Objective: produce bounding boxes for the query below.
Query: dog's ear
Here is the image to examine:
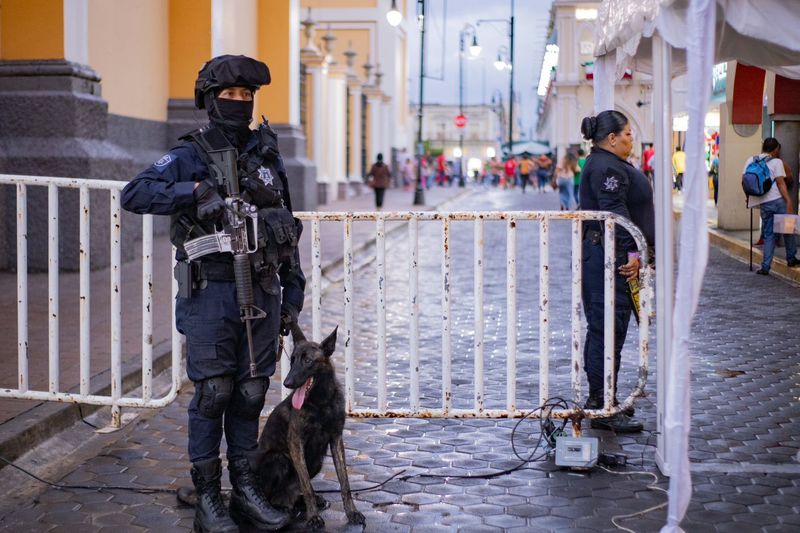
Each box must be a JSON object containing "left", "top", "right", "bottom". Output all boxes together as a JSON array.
[
  {"left": 321, "top": 326, "right": 338, "bottom": 357},
  {"left": 290, "top": 322, "right": 306, "bottom": 344}
]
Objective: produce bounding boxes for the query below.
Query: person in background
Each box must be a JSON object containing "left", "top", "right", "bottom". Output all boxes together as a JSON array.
[
  {"left": 503, "top": 155, "right": 517, "bottom": 189},
  {"left": 672, "top": 145, "right": 686, "bottom": 191},
  {"left": 642, "top": 143, "right": 655, "bottom": 186},
  {"left": 579, "top": 109, "right": 654, "bottom": 433},
  {"left": 518, "top": 152, "right": 534, "bottom": 194},
  {"left": 402, "top": 157, "right": 415, "bottom": 191},
  {"left": 574, "top": 148, "right": 586, "bottom": 207},
  {"left": 555, "top": 152, "right": 579, "bottom": 210},
  {"left": 536, "top": 154, "right": 553, "bottom": 192},
  {"left": 709, "top": 153, "right": 719, "bottom": 205},
  {"left": 744, "top": 137, "right": 799, "bottom": 275},
  {"left": 367, "top": 153, "right": 393, "bottom": 210}
]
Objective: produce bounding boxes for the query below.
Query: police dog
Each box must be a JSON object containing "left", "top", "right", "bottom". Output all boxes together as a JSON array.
[{"left": 254, "top": 324, "right": 365, "bottom": 530}]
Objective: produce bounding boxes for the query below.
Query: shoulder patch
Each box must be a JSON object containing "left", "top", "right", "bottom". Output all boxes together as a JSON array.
[
  {"left": 601, "top": 174, "right": 620, "bottom": 193},
  {"left": 154, "top": 154, "right": 173, "bottom": 169}
]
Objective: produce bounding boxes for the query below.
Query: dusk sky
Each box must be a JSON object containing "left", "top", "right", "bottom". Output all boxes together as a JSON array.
[{"left": 405, "top": 0, "right": 554, "bottom": 139}]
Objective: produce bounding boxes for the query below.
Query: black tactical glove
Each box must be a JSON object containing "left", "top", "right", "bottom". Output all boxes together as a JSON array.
[
  {"left": 280, "top": 305, "right": 299, "bottom": 337},
  {"left": 241, "top": 176, "right": 281, "bottom": 208},
  {"left": 193, "top": 179, "right": 225, "bottom": 220}
]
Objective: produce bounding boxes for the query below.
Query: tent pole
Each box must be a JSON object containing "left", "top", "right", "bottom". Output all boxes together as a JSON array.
[{"left": 652, "top": 32, "right": 675, "bottom": 477}]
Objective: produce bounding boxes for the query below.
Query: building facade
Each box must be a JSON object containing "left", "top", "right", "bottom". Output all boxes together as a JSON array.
[
  {"left": 411, "top": 103, "right": 505, "bottom": 176},
  {"left": 0, "top": 0, "right": 409, "bottom": 271},
  {"left": 298, "top": 0, "right": 411, "bottom": 202},
  {"left": 536, "top": 0, "right": 654, "bottom": 160}
]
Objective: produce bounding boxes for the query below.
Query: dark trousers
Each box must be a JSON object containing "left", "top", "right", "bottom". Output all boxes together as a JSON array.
[
  {"left": 176, "top": 279, "right": 280, "bottom": 462},
  {"left": 581, "top": 240, "right": 632, "bottom": 397},
  {"left": 374, "top": 187, "right": 386, "bottom": 208}
]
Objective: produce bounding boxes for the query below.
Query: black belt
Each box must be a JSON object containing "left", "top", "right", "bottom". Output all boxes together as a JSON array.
[{"left": 193, "top": 261, "right": 236, "bottom": 282}]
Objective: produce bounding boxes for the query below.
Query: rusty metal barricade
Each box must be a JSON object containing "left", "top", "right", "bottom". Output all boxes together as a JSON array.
[
  {"left": 0, "top": 174, "right": 184, "bottom": 428},
  {"left": 292, "top": 210, "right": 652, "bottom": 429}
]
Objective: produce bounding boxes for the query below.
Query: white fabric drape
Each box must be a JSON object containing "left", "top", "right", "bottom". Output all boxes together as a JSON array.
[
  {"left": 593, "top": 50, "right": 616, "bottom": 114},
  {"left": 659, "top": 0, "right": 715, "bottom": 531}
]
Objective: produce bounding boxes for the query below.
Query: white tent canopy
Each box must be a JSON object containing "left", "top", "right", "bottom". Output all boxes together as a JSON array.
[
  {"left": 593, "top": 1, "right": 800, "bottom": 532},
  {"left": 596, "top": 0, "right": 800, "bottom": 79}
]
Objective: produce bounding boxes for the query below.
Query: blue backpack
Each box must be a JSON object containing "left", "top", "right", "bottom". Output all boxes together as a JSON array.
[{"left": 741, "top": 156, "right": 773, "bottom": 197}]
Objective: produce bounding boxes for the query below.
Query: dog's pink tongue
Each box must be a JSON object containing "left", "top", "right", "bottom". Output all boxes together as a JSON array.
[{"left": 291, "top": 379, "right": 310, "bottom": 410}]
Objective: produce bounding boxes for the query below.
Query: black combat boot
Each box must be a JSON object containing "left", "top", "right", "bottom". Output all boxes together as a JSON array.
[
  {"left": 229, "top": 455, "right": 291, "bottom": 531},
  {"left": 190, "top": 458, "right": 238, "bottom": 533},
  {"left": 584, "top": 394, "right": 642, "bottom": 433}
]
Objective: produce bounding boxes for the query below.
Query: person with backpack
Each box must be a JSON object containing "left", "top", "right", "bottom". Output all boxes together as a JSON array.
[{"left": 742, "top": 137, "right": 799, "bottom": 275}]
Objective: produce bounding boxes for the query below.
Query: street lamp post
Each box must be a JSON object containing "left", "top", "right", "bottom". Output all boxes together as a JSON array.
[
  {"left": 458, "top": 24, "right": 479, "bottom": 187},
  {"left": 413, "top": 0, "right": 426, "bottom": 205},
  {"left": 476, "top": 0, "right": 515, "bottom": 155}
]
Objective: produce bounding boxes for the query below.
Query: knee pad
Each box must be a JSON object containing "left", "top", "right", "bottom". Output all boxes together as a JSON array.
[
  {"left": 194, "top": 375, "right": 234, "bottom": 418},
  {"left": 230, "top": 377, "right": 269, "bottom": 420}
]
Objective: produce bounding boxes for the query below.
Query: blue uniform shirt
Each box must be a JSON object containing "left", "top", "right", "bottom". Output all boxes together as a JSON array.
[{"left": 579, "top": 146, "right": 655, "bottom": 257}]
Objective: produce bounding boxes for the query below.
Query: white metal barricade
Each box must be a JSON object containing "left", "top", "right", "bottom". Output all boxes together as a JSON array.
[
  {"left": 294, "top": 211, "right": 652, "bottom": 426},
  {"left": 0, "top": 174, "right": 184, "bottom": 428}
]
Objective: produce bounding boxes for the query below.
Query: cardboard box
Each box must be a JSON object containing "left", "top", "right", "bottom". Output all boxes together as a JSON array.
[{"left": 774, "top": 214, "right": 800, "bottom": 235}]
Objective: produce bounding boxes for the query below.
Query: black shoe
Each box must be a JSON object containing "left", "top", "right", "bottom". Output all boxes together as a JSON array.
[
  {"left": 190, "top": 459, "right": 238, "bottom": 533},
  {"left": 229, "top": 455, "right": 291, "bottom": 531},
  {"left": 787, "top": 258, "right": 800, "bottom": 268},
  {"left": 584, "top": 396, "right": 635, "bottom": 417},
  {"left": 756, "top": 268, "right": 769, "bottom": 275},
  {"left": 590, "top": 413, "right": 644, "bottom": 433}
]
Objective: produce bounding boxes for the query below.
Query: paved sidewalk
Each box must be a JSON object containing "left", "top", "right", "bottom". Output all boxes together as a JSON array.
[
  {"left": 0, "top": 187, "right": 797, "bottom": 532},
  {"left": 672, "top": 193, "right": 800, "bottom": 285},
  {"left": 0, "top": 185, "right": 466, "bottom": 459}
]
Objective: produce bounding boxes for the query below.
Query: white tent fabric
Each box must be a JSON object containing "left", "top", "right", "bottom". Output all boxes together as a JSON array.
[
  {"left": 661, "top": 0, "right": 714, "bottom": 530},
  {"left": 593, "top": 1, "right": 800, "bottom": 531},
  {"left": 596, "top": 0, "right": 800, "bottom": 80}
]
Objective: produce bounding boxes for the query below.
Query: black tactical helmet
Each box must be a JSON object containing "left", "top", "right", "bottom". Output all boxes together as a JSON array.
[{"left": 194, "top": 55, "right": 271, "bottom": 109}]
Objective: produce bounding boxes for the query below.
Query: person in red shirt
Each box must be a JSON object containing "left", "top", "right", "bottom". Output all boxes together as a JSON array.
[
  {"left": 642, "top": 144, "right": 655, "bottom": 186},
  {"left": 503, "top": 156, "right": 518, "bottom": 189},
  {"left": 436, "top": 153, "right": 447, "bottom": 186}
]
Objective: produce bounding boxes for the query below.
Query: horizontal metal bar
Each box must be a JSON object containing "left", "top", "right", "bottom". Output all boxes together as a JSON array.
[
  {"left": 348, "top": 407, "right": 631, "bottom": 419},
  {"left": 0, "top": 388, "right": 179, "bottom": 408},
  {"left": 0, "top": 174, "right": 126, "bottom": 191}
]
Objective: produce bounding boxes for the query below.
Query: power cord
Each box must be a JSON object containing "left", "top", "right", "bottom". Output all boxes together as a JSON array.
[
  {"left": 398, "top": 396, "right": 579, "bottom": 483},
  {"left": 599, "top": 465, "right": 668, "bottom": 533}
]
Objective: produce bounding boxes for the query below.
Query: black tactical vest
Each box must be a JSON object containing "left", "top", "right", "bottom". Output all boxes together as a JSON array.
[{"left": 171, "top": 122, "right": 301, "bottom": 278}]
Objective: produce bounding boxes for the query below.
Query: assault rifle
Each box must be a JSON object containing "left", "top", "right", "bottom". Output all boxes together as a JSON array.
[{"left": 183, "top": 144, "right": 265, "bottom": 378}]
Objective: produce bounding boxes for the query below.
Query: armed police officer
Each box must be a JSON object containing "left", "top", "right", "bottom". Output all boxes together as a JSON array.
[
  {"left": 122, "top": 55, "right": 304, "bottom": 532},
  {"left": 579, "top": 110, "right": 654, "bottom": 434}
]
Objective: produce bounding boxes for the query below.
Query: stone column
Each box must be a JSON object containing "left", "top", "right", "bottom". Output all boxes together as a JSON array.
[
  {"left": 347, "top": 80, "right": 364, "bottom": 196},
  {"left": 258, "top": 0, "right": 317, "bottom": 210},
  {"left": 327, "top": 63, "right": 349, "bottom": 200},
  {"left": 0, "top": 0, "right": 137, "bottom": 271},
  {"left": 364, "top": 87, "right": 384, "bottom": 166},
  {"left": 300, "top": 47, "right": 329, "bottom": 204}
]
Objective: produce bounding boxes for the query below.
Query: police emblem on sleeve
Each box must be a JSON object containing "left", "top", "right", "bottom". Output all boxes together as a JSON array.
[
  {"left": 602, "top": 175, "right": 620, "bottom": 192},
  {"left": 154, "top": 154, "right": 173, "bottom": 168},
  {"left": 257, "top": 166, "right": 275, "bottom": 186}
]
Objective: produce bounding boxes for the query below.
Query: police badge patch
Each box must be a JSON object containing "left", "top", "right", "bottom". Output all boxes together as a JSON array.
[
  {"left": 602, "top": 175, "right": 620, "bottom": 192},
  {"left": 257, "top": 166, "right": 275, "bottom": 186},
  {"left": 154, "top": 154, "right": 173, "bottom": 171}
]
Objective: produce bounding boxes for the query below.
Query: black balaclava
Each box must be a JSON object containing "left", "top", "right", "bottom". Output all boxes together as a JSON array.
[{"left": 205, "top": 90, "right": 254, "bottom": 148}]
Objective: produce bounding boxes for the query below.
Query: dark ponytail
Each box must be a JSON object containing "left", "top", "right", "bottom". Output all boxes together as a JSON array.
[{"left": 581, "top": 110, "right": 628, "bottom": 144}]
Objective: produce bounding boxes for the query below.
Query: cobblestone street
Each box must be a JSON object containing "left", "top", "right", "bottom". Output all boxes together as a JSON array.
[{"left": 0, "top": 187, "right": 798, "bottom": 532}]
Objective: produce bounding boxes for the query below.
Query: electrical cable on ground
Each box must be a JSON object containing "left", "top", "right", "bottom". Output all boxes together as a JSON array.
[{"left": 599, "top": 465, "right": 668, "bottom": 532}]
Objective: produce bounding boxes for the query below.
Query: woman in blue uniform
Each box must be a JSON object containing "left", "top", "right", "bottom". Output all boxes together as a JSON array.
[{"left": 579, "top": 110, "right": 654, "bottom": 433}]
